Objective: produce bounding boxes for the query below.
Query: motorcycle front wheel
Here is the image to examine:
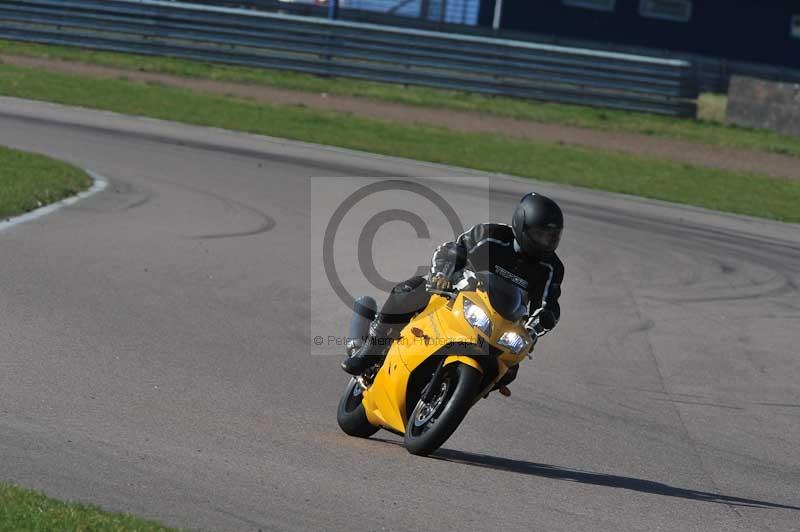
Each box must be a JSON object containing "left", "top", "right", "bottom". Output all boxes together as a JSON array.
[
  {"left": 337, "top": 377, "right": 380, "bottom": 438},
  {"left": 404, "top": 362, "right": 482, "bottom": 456}
]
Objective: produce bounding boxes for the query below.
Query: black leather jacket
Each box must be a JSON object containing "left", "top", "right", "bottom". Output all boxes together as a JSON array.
[{"left": 430, "top": 223, "right": 564, "bottom": 329}]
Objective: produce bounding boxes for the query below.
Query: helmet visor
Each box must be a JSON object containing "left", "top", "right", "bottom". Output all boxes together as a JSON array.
[{"left": 526, "top": 227, "right": 562, "bottom": 253}]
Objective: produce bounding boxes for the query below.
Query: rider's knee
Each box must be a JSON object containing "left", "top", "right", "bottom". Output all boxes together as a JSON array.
[{"left": 392, "top": 276, "right": 426, "bottom": 295}]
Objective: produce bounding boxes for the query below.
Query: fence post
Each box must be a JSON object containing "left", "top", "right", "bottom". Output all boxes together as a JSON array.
[
  {"left": 420, "top": 0, "right": 430, "bottom": 20},
  {"left": 328, "top": 0, "right": 339, "bottom": 20},
  {"left": 492, "top": 0, "right": 504, "bottom": 31}
]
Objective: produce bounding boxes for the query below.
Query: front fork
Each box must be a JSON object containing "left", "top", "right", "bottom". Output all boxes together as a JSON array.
[
  {"left": 420, "top": 355, "right": 484, "bottom": 403},
  {"left": 420, "top": 358, "right": 446, "bottom": 403}
]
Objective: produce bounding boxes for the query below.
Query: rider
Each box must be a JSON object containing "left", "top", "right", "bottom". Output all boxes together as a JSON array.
[{"left": 342, "top": 192, "right": 565, "bottom": 389}]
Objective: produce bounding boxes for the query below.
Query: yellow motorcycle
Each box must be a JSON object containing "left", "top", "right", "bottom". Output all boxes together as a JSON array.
[{"left": 337, "top": 271, "right": 536, "bottom": 456}]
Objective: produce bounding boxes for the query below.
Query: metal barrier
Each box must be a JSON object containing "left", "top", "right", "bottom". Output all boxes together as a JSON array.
[
  {"left": 186, "top": 0, "right": 800, "bottom": 92},
  {"left": 0, "top": 0, "right": 698, "bottom": 116},
  {"left": 185, "top": 0, "right": 482, "bottom": 26}
]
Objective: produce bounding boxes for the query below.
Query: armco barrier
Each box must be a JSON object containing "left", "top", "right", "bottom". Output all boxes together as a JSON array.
[{"left": 0, "top": 0, "right": 699, "bottom": 116}]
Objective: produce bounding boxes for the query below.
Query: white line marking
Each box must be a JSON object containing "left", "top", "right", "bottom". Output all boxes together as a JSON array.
[{"left": 0, "top": 170, "right": 108, "bottom": 233}]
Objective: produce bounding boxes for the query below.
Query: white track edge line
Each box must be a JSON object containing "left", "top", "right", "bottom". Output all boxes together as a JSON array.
[{"left": 0, "top": 170, "right": 108, "bottom": 233}]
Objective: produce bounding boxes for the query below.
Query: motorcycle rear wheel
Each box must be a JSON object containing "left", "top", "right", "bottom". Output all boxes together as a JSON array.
[
  {"left": 404, "top": 362, "right": 482, "bottom": 456},
  {"left": 337, "top": 377, "right": 380, "bottom": 438}
]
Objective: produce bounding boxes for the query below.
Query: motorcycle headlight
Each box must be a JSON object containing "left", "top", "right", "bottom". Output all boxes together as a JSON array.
[
  {"left": 463, "top": 298, "right": 492, "bottom": 336},
  {"left": 497, "top": 331, "right": 528, "bottom": 355}
]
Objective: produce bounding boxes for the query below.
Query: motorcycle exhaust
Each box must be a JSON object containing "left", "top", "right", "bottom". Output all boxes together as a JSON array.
[{"left": 346, "top": 296, "right": 378, "bottom": 357}]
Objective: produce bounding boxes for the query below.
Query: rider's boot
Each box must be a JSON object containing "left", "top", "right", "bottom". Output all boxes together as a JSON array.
[{"left": 341, "top": 318, "right": 397, "bottom": 376}]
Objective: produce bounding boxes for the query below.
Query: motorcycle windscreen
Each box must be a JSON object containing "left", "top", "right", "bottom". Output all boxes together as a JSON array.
[{"left": 475, "top": 271, "right": 528, "bottom": 322}]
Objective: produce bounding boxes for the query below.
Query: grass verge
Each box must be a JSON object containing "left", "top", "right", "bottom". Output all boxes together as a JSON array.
[
  {"left": 2, "top": 39, "right": 800, "bottom": 157},
  {"left": 696, "top": 93, "right": 727, "bottom": 123},
  {"left": 0, "top": 145, "right": 91, "bottom": 220},
  {"left": 0, "top": 483, "right": 178, "bottom": 532},
  {"left": 1, "top": 63, "right": 798, "bottom": 223}
]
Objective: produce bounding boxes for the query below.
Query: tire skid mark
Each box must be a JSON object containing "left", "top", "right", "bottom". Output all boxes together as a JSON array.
[
  {"left": 124, "top": 190, "right": 155, "bottom": 211},
  {"left": 186, "top": 191, "right": 276, "bottom": 240},
  {"left": 138, "top": 173, "right": 277, "bottom": 240}
]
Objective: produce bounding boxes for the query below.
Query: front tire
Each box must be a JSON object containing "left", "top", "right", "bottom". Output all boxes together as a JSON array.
[
  {"left": 404, "top": 362, "right": 482, "bottom": 456},
  {"left": 337, "top": 378, "right": 379, "bottom": 438}
]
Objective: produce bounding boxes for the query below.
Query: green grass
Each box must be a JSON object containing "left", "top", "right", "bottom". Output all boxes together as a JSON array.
[
  {"left": 0, "top": 145, "right": 91, "bottom": 219},
  {"left": 3, "top": 39, "right": 800, "bottom": 157},
  {"left": 696, "top": 93, "right": 727, "bottom": 123},
  {"left": 1, "top": 62, "right": 798, "bottom": 223},
  {"left": 0, "top": 483, "right": 178, "bottom": 532}
]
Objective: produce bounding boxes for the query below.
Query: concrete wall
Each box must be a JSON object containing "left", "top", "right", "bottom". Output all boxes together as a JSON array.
[{"left": 727, "top": 76, "right": 800, "bottom": 137}]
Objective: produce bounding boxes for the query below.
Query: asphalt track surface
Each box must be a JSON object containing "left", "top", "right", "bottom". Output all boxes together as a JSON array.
[{"left": 1, "top": 97, "right": 799, "bottom": 532}]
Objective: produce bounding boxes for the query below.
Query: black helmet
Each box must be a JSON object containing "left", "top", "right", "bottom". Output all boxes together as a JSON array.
[{"left": 511, "top": 193, "right": 563, "bottom": 256}]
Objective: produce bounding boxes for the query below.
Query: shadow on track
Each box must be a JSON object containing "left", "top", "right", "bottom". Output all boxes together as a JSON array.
[
  {"left": 372, "top": 439, "right": 797, "bottom": 510},
  {"left": 430, "top": 448, "right": 800, "bottom": 510}
]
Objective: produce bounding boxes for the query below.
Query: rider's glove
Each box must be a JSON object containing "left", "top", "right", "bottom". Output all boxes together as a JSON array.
[
  {"left": 528, "top": 332, "right": 538, "bottom": 351},
  {"left": 427, "top": 273, "right": 453, "bottom": 292},
  {"left": 525, "top": 308, "right": 557, "bottom": 338}
]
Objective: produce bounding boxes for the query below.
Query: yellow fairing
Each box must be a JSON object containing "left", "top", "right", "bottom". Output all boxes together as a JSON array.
[
  {"left": 443, "top": 355, "right": 483, "bottom": 372},
  {"left": 361, "top": 351, "right": 411, "bottom": 433},
  {"left": 361, "top": 290, "right": 531, "bottom": 433}
]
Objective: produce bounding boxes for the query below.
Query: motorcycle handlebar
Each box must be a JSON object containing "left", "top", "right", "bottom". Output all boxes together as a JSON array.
[{"left": 426, "top": 287, "right": 457, "bottom": 299}]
